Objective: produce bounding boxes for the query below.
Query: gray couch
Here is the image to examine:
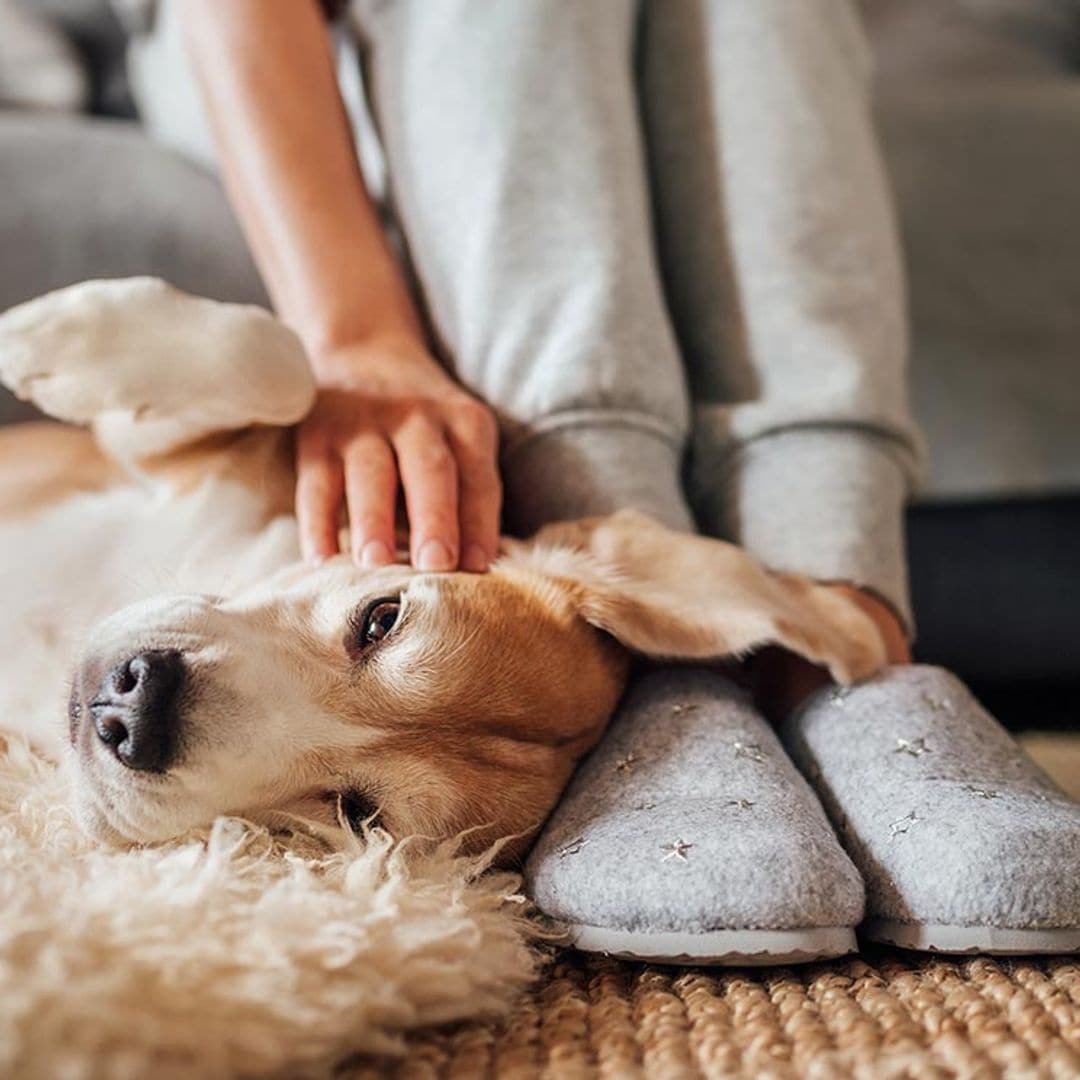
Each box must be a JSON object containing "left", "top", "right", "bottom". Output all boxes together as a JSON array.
[{"left": 2, "top": 0, "right": 1078, "bottom": 722}]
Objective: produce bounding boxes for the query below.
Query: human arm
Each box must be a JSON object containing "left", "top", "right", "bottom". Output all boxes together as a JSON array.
[{"left": 180, "top": 0, "right": 500, "bottom": 570}]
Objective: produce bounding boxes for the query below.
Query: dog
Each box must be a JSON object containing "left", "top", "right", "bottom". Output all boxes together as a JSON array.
[{"left": 0, "top": 279, "right": 884, "bottom": 857}]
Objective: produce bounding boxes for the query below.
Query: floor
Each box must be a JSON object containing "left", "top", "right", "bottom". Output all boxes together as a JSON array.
[
  {"left": 346, "top": 733, "right": 1080, "bottom": 1079},
  {"left": 349, "top": 949, "right": 1080, "bottom": 1079},
  {"left": 1020, "top": 732, "right": 1080, "bottom": 801}
]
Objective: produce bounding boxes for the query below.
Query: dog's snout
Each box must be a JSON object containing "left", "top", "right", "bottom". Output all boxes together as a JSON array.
[{"left": 90, "top": 650, "right": 186, "bottom": 772}]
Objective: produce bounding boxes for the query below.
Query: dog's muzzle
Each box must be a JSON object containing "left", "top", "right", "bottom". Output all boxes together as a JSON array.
[{"left": 79, "top": 650, "right": 187, "bottom": 773}]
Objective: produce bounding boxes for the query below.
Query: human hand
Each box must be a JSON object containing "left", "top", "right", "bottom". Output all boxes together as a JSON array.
[{"left": 295, "top": 336, "right": 501, "bottom": 572}]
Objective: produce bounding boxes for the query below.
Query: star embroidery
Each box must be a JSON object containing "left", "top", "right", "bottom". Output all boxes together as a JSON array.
[
  {"left": 830, "top": 687, "right": 851, "bottom": 707},
  {"left": 894, "top": 737, "right": 931, "bottom": 757},
  {"left": 727, "top": 799, "right": 755, "bottom": 810},
  {"left": 889, "top": 811, "right": 920, "bottom": 837},
  {"left": 614, "top": 753, "right": 638, "bottom": 774},
  {"left": 733, "top": 741, "right": 765, "bottom": 763},
  {"left": 965, "top": 785, "right": 1000, "bottom": 799},
  {"left": 671, "top": 703, "right": 701, "bottom": 716},
  {"left": 922, "top": 693, "right": 955, "bottom": 715},
  {"left": 557, "top": 836, "right": 588, "bottom": 859},
  {"left": 660, "top": 839, "right": 694, "bottom": 862},
  {"left": 633, "top": 800, "right": 657, "bottom": 812}
]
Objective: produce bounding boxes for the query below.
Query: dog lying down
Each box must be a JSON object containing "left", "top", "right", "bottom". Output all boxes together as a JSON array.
[{"left": 0, "top": 279, "right": 885, "bottom": 859}]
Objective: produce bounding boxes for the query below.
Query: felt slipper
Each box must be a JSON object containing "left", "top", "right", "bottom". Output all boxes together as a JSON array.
[
  {"left": 782, "top": 665, "right": 1080, "bottom": 954},
  {"left": 525, "top": 668, "right": 865, "bottom": 965}
]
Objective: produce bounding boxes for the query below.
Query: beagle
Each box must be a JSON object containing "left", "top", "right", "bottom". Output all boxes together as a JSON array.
[{"left": 0, "top": 279, "right": 883, "bottom": 857}]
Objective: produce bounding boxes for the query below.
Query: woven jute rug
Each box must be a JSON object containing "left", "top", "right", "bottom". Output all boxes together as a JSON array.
[{"left": 348, "top": 948, "right": 1080, "bottom": 1079}]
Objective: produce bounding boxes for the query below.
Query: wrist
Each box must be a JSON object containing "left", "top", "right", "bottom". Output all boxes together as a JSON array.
[
  {"left": 293, "top": 268, "right": 426, "bottom": 376},
  {"left": 307, "top": 329, "right": 435, "bottom": 385}
]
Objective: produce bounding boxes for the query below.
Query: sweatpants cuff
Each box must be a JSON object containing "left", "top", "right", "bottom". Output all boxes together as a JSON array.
[
  {"left": 502, "top": 420, "right": 693, "bottom": 536},
  {"left": 692, "top": 428, "right": 914, "bottom": 632}
]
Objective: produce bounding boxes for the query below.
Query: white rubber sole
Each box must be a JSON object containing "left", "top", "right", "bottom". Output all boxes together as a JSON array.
[
  {"left": 862, "top": 920, "right": 1080, "bottom": 955},
  {"left": 569, "top": 924, "right": 857, "bottom": 966}
]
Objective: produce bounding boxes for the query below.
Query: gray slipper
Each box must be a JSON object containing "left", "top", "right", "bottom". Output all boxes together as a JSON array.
[
  {"left": 525, "top": 669, "right": 865, "bottom": 965},
  {"left": 782, "top": 665, "right": 1080, "bottom": 954}
]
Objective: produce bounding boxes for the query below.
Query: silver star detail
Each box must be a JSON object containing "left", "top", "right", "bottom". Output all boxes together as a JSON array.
[
  {"left": 965, "top": 785, "right": 1000, "bottom": 799},
  {"left": 671, "top": 703, "right": 701, "bottom": 716},
  {"left": 894, "top": 737, "right": 931, "bottom": 757},
  {"left": 922, "top": 693, "right": 955, "bottom": 715},
  {"left": 727, "top": 799, "right": 755, "bottom": 810},
  {"left": 660, "top": 839, "right": 694, "bottom": 862},
  {"left": 733, "top": 741, "right": 766, "bottom": 763},
  {"left": 889, "top": 811, "right": 920, "bottom": 837},
  {"left": 557, "top": 836, "right": 588, "bottom": 859},
  {"left": 614, "top": 753, "right": 638, "bottom": 774},
  {"left": 633, "top": 800, "right": 657, "bottom": 812},
  {"left": 830, "top": 686, "right": 852, "bottom": 708}
]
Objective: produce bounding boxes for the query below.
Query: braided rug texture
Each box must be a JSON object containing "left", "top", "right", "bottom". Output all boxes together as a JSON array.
[{"left": 347, "top": 949, "right": 1080, "bottom": 1079}]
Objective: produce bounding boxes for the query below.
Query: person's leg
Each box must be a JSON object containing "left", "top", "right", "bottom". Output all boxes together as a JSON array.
[
  {"left": 360, "top": 0, "right": 867, "bottom": 964},
  {"left": 640, "top": 0, "right": 1079, "bottom": 953},
  {"left": 127, "top": 0, "right": 691, "bottom": 533},
  {"left": 640, "top": 0, "right": 919, "bottom": 629},
  {"left": 354, "top": 0, "right": 693, "bottom": 535}
]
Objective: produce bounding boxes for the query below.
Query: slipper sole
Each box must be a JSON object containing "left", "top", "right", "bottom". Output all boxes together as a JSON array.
[
  {"left": 567, "top": 924, "right": 857, "bottom": 966},
  {"left": 862, "top": 919, "right": 1080, "bottom": 955}
]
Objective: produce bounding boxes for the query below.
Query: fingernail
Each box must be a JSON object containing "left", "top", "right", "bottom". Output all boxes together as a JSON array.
[
  {"left": 462, "top": 544, "right": 489, "bottom": 573},
  {"left": 358, "top": 540, "right": 393, "bottom": 569},
  {"left": 417, "top": 538, "right": 454, "bottom": 572}
]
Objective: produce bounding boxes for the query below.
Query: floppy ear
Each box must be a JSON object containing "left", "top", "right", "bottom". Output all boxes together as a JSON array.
[{"left": 513, "top": 510, "right": 886, "bottom": 685}]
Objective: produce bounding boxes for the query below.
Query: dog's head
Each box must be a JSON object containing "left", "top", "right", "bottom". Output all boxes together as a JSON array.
[{"left": 67, "top": 511, "right": 885, "bottom": 855}]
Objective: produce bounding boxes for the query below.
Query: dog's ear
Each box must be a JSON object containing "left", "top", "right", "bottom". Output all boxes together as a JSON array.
[{"left": 509, "top": 511, "right": 885, "bottom": 685}]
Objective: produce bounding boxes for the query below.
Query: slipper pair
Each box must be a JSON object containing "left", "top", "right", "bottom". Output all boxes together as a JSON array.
[{"left": 526, "top": 666, "right": 1080, "bottom": 964}]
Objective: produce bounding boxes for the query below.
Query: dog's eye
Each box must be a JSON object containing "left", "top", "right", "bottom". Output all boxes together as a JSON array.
[
  {"left": 349, "top": 595, "right": 403, "bottom": 656},
  {"left": 337, "top": 790, "right": 381, "bottom": 832}
]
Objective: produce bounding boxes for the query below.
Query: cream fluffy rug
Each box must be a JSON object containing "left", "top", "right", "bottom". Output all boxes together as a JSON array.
[{"left": 0, "top": 738, "right": 543, "bottom": 1078}]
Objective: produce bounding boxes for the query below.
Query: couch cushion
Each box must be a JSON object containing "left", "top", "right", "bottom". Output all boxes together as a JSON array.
[
  {"left": 17, "top": 0, "right": 134, "bottom": 115},
  {"left": 0, "top": 112, "right": 265, "bottom": 311},
  {"left": 1, "top": 0, "right": 89, "bottom": 112},
  {"left": 862, "top": 0, "right": 1080, "bottom": 81},
  {"left": 880, "top": 82, "right": 1080, "bottom": 499},
  {"left": 0, "top": 112, "right": 266, "bottom": 425}
]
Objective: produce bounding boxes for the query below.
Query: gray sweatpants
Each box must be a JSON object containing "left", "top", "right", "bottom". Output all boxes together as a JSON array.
[{"left": 133, "top": 0, "right": 924, "bottom": 626}]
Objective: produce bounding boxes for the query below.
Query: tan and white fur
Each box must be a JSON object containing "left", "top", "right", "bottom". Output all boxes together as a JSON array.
[{"left": 0, "top": 279, "right": 885, "bottom": 858}]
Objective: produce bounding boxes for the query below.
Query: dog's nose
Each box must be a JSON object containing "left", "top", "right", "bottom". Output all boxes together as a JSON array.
[{"left": 91, "top": 650, "right": 186, "bottom": 772}]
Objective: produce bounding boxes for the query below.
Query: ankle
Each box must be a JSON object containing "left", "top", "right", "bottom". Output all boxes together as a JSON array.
[
  {"left": 752, "top": 584, "right": 910, "bottom": 721},
  {"left": 829, "top": 584, "right": 911, "bottom": 666}
]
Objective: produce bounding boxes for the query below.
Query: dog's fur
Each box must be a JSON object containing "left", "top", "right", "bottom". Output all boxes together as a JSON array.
[{"left": 0, "top": 279, "right": 885, "bottom": 856}]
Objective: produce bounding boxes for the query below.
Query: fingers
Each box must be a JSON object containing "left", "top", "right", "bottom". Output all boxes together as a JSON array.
[
  {"left": 342, "top": 433, "right": 398, "bottom": 568},
  {"left": 393, "top": 417, "right": 459, "bottom": 572},
  {"left": 295, "top": 388, "right": 500, "bottom": 574},
  {"left": 446, "top": 404, "right": 501, "bottom": 573},
  {"left": 295, "top": 433, "right": 345, "bottom": 563}
]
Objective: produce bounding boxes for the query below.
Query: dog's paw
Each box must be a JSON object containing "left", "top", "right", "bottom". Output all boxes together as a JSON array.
[{"left": 0, "top": 278, "right": 315, "bottom": 435}]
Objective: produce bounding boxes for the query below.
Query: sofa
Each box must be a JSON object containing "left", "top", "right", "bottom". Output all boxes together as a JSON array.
[{"left": 1, "top": 0, "right": 1078, "bottom": 728}]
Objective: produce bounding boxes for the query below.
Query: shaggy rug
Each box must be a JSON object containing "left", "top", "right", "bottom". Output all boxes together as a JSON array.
[{"left": 0, "top": 738, "right": 543, "bottom": 1079}]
